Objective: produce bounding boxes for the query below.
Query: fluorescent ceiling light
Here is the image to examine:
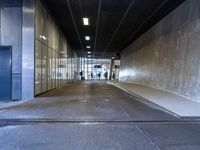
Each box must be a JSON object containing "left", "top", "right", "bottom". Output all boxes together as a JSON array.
[
  {"left": 40, "top": 35, "right": 47, "bottom": 40},
  {"left": 88, "top": 55, "right": 91, "bottom": 57},
  {"left": 43, "top": 36, "right": 46, "bottom": 40},
  {"left": 83, "top": 17, "right": 89, "bottom": 25},
  {"left": 87, "top": 51, "right": 91, "bottom": 54},
  {"left": 85, "top": 36, "right": 90, "bottom": 41},
  {"left": 86, "top": 46, "right": 91, "bottom": 49}
]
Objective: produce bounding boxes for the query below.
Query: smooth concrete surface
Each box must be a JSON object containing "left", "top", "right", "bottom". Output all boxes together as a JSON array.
[
  {"left": 22, "top": 0, "right": 35, "bottom": 100},
  {"left": 108, "top": 81, "right": 200, "bottom": 117},
  {"left": 1, "top": 122, "right": 200, "bottom": 150},
  {"left": 0, "top": 124, "right": 156, "bottom": 150},
  {"left": 0, "top": 6, "right": 22, "bottom": 100},
  {"left": 120, "top": 0, "right": 200, "bottom": 102},
  {"left": 0, "top": 81, "right": 177, "bottom": 121},
  {"left": 0, "top": 81, "right": 200, "bottom": 150}
]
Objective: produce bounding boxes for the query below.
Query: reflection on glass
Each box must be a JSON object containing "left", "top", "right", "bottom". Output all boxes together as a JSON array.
[
  {"left": 48, "top": 48, "right": 51, "bottom": 90},
  {"left": 41, "top": 45, "right": 48, "bottom": 92},
  {"left": 35, "top": 40, "right": 42, "bottom": 95},
  {"left": 78, "top": 58, "right": 115, "bottom": 80},
  {"left": 34, "top": 0, "right": 78, "bottom": 95}
]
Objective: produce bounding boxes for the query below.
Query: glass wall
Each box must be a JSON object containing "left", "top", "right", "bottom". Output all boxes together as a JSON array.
[
  {"left": 34, "top": 0, "right": 78, "bottom": 95},
  {"left": 78, "top": 58, "right": 112, "bottom": 80}
]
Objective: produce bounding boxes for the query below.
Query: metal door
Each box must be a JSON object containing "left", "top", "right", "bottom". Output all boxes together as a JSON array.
[{"left": 0, "top": 46, "right": 12, "bottom": 100}]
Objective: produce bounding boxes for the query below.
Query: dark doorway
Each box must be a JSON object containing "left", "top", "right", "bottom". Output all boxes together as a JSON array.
[{"left": 0, "top": 46, "right": 12, "bottom": 100}]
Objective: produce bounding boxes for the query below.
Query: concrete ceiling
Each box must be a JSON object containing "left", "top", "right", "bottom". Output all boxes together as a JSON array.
[{"left": 42, "top": 0, "right": 185, "bottom": 59}]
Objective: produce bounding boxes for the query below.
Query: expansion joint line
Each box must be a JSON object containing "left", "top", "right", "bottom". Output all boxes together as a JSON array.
[
  {"left": 123, "top": 0, "right": 169, "bottom": 48},
  {"left": 136, "top": 125, "right": 161, "bottom": 150},
  {"left": 101, "top": 0, "right": 135, "bottom": 58},
  {"left": 93, "top": 0, "right": 102, "bottom": 58},
  {"left": 65, "top": 0, "right": 85, "bottom": 55}
]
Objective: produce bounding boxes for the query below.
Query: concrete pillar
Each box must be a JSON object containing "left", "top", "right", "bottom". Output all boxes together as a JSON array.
[{"left": 109, "top": 59, "right": 114, "bottom": 80}]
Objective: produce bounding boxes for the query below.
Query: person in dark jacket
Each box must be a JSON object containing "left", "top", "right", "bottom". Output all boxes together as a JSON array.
[
  {"left": 98, "top": 72, "right": 101, "bottom": 79},
  {"left": 104, "top": 71, "right": 108, "bottom": 80}
]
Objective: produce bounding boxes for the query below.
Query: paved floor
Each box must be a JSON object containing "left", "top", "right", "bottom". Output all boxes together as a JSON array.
[{"left": 0, "top": 81, "right": 200, "bottom": 150}]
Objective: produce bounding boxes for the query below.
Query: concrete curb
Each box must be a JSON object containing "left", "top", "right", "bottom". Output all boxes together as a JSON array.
[{"left": 107, "top": 81, "right": 181, "bottom": 118}]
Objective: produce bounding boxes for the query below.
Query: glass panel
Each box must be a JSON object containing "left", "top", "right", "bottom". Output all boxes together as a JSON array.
[
  {"left": 77, "top": 58, "right": 112, "bottom": 80},
  {"left": 41, "top": 45, "right": 48, "bottom": 92},
  {"left": 55, "top": 52, "right": 59, "bottom": 87},
  {"left": 52, "top": 50, "right": 56, "bottom": 88},
  {"left": 35, "top": 0, "right": 79, "bottom": 95},
  {"left": 35, "top": 0, "right": 42, "bottom": 39},
  {"left": 48, "top": 47, "right": 51, "bottom": 90},
  {"left": 35, "top": 40, "right": 42, "bottom": 95},
  {"left": 41, "top": 5, "right": 47, "bottom": 45}
]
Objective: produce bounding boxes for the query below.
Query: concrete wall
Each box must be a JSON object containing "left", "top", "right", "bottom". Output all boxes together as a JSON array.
[{"left": 119, "top": 0, "right": 200, "bottom": 102}]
